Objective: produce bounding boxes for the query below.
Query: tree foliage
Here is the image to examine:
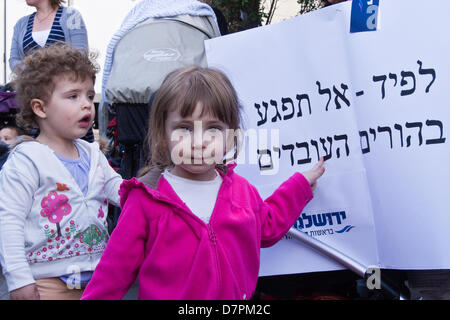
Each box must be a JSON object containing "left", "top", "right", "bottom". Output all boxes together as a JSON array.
[
  {"left": 203, "top": 0, "right": 263, "bottom": 33},
  {"left": 297, "top": 0, "right": 327, "bottom": 14},
  {"left": 202, "top": 0, "right": 329, "bottom": 34}
]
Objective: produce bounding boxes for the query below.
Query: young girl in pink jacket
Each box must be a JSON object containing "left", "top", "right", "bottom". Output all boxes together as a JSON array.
[{"left": 82, "top": 66, "right": 325, "bottom": 300}]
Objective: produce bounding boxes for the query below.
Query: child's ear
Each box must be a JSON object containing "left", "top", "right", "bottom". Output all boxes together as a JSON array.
[{"left": 30, "top": 99, "right": 46, "bottom": 119}]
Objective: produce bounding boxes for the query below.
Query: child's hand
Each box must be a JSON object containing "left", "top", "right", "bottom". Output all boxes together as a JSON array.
[
  {"left": 10, "top": 283, "right": 40, "bottom": 300},
  {"left": 302, "top": 157, "right": 325, "bottom": 191}
]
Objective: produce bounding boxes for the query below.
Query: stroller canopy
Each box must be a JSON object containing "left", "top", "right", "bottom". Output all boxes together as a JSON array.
[{"left": 103, "top": 0, "right": 220, "bottom": 104}]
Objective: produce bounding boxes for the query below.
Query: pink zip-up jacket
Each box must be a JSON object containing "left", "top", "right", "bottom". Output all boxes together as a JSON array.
[{"left": 82, "top": 163, "right": 313, "bottom": 300}]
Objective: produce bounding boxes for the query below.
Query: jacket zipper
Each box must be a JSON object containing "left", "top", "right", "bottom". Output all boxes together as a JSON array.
[
  {"left": 208, "top": 224, "right": 217, "bottom": 246},
  {"left": 208, "top": 223, "right": 221, "bottom": 297},
  {"left": 171, "top": 204, "right": 223, "bottom": 297},
  {"left": 206, "top": 180, "right": 224, "bottom": 298},
  {"left": 157, "top": 175, "right": 229, "bottom": 298}
]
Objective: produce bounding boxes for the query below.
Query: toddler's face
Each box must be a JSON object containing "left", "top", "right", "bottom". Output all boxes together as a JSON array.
[
  {"left": 0, "top": 128, "right": 19, "bottom": 145},
  {"left": 165, "top": 102, "right": 233, "bottom": 181},
  {"left": 37, "top": 75, "right": 95, "bottom": 142}
]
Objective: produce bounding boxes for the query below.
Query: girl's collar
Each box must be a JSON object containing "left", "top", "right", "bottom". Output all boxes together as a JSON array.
[{"left": 138, "top": 162, "right": 237, "bottom": 192}]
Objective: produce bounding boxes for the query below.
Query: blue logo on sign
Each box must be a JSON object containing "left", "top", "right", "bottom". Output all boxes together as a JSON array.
[
  {"left": 335, "top": 225, "right": 355, "bottom": 233},
  {"left": 292, "top": 211, "right": 355, "bottom": 237},
  {"left": 350, "top": 0, "right": 379, "bottom": 33}
]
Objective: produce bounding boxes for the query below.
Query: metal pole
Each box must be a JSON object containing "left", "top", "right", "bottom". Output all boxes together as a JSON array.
[
  {"left": 3, "top": 0, "right": 6, "bottom": 84},
  {"left": 288, "top": 228, "right": 367, "bottom": 277},
  {"left": 287, "top": 227, "right": 408, "bottom": 300}
]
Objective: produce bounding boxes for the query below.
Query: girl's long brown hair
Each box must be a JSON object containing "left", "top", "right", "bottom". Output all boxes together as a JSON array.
[{"left": 138, "top": 66, "right": 242, "bottom": 177}]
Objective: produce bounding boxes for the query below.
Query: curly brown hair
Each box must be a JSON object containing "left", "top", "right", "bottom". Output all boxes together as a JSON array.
[
  {"left": 49, "top": 0, "right": 66, "bottom": 9},
  {"left": 12, "top": 43, "right": 99, "bottom": 130}
]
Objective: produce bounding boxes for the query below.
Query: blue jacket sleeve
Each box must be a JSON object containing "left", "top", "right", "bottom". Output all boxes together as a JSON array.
[
  {"left": 9, "top": 19, "right": 25, "bottom": 71},
  {"left": 62, "top": 8, "right": 89, "bottom": 50}
]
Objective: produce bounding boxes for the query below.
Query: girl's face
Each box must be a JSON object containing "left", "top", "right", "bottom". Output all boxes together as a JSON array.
[
  {"left": 165, "top": 102, "right": 233, "bottom": 181},
  {"left": 36, "top": 75, "right": 95, "bottom": 144}
]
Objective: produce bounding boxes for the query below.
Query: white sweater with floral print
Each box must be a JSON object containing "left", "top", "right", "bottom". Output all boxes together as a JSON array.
[{"left": 0, "top": 139, "right": 122, "bottom": 292}]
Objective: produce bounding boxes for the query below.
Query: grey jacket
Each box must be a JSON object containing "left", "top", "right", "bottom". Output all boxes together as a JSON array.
[{"left": 9, "top": 7, "right": 89, "bottom": 71}]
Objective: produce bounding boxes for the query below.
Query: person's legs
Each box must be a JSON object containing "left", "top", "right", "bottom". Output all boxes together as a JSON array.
[{"left": 35, "top": 277, "right": 84, "bottom": 300}]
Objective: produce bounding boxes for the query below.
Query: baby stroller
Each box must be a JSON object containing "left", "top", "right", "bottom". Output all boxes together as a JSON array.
[
  {"left": 99, "top": 0, "right": 221, "bottom": 181},
  {"left": 99, "top": 1, "right": 221, "bottom": 232}
]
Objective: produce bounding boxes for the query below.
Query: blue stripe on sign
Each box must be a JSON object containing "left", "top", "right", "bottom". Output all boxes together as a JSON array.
[{"left": 350, "top": 0, "right": 379, "bottom": 33}]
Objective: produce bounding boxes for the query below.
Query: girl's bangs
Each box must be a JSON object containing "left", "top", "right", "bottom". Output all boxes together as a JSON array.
[{"left": 171, "top": 79, "right": 236, "bottom": 127}]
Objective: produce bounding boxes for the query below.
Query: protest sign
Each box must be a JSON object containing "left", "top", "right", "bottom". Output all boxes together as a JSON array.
[{"left": 205, "top": 0, "right": 450, "bottom": 275}]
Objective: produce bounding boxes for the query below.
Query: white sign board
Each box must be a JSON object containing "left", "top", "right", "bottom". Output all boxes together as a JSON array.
[{"left": 205, "top": 0, "right": 450, "bottom": 275}]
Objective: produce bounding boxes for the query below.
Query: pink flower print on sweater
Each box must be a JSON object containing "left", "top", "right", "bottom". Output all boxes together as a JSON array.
[
  {"left": 41, "top": 191, "right": 72, "bottom": 237},
  {"left": 98, "top": 206, "right": 105, "bottom": 219}
]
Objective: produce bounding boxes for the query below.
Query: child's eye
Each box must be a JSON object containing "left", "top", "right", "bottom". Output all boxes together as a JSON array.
[
  {"left": 207, "top": 126, "right": 222, "bottom": 132},
  {"left": 68, "top": 94, "right": 78, "bottom": 100},
  {"left": 177, "top": 126, "right": 191, "bottom": 131}
]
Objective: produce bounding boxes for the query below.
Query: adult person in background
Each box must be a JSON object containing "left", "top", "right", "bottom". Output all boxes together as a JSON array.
[
  {"left": 9, "top": 0, "right": 94, "bottom": 142},
  {"left": 9, "top": 0, "right": 88, "bottom": 71}
]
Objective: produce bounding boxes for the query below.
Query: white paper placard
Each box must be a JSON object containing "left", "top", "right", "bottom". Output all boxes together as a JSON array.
[{"left": 206, "top": 0, "right": 450, "bottom": 275}]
